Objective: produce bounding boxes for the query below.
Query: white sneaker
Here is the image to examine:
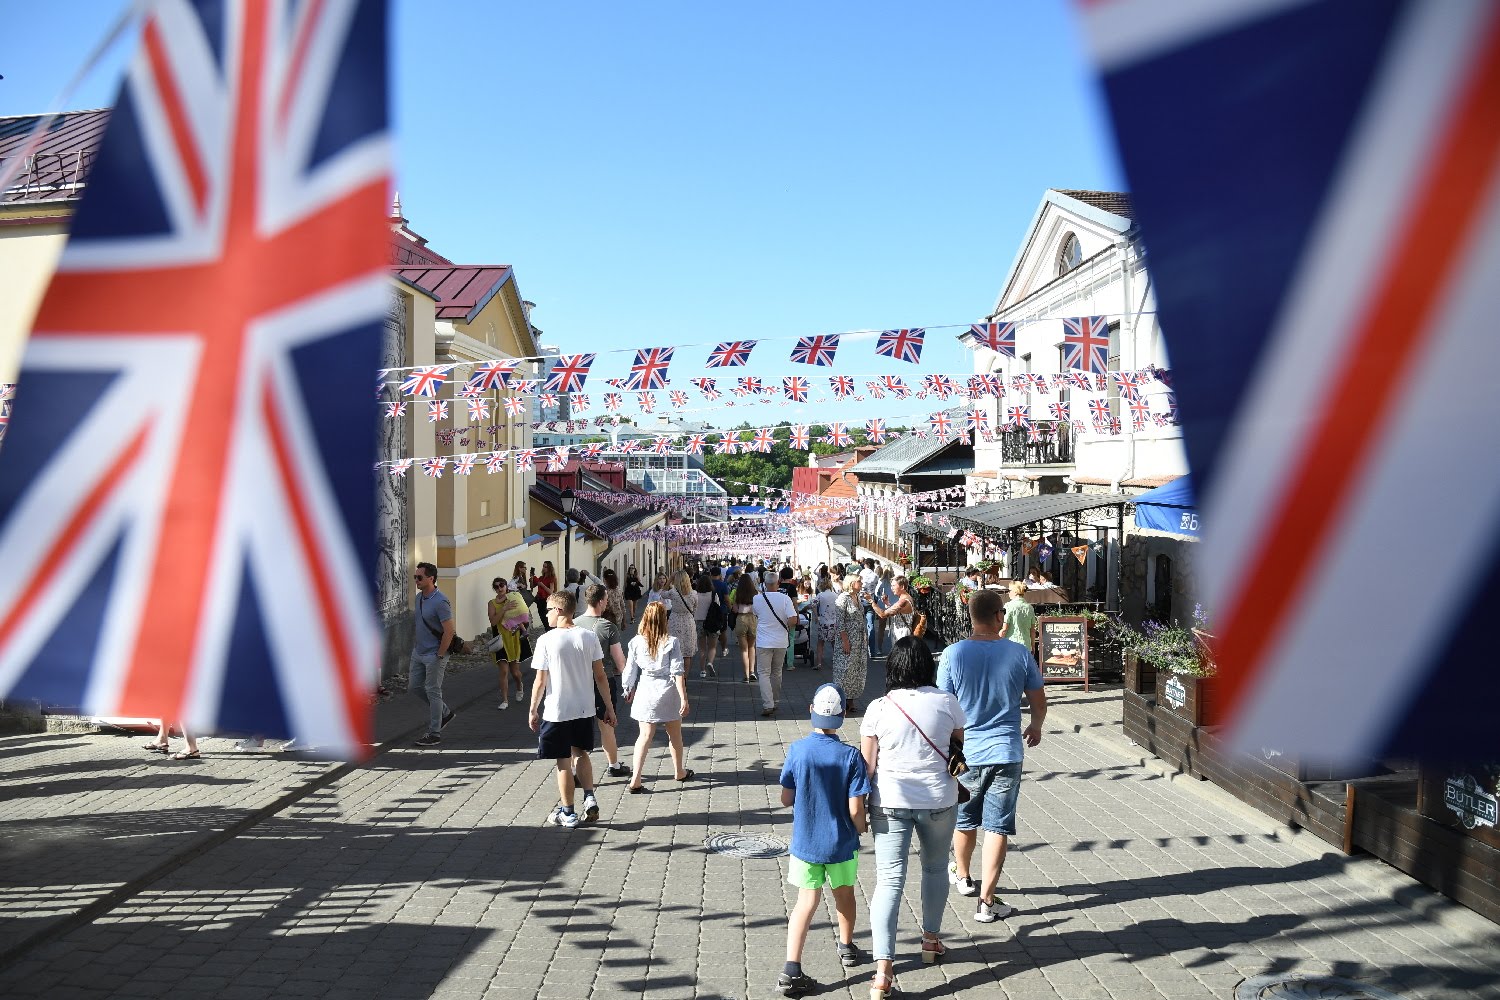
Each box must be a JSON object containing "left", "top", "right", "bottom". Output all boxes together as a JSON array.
[
  {"left": 498, "top": 701, "right": 509, "bottom": 710},
  {"left": 975, "top": 897, "right": 1017, "bottom": 923},
  {"left": 547, "top": 806, "right": 579, "bottom": 829},
  {"left": 582, "top": 792, "right": 600, "bottom": 823},
  {"left": 233, "top": 738, "right": 265, "bottom": 751},
  {"left": 699, "top": 670, "right": 708, "bottom": 678},
  {"left": 949, "top": 861, "right": 979, "bottom": 897}
]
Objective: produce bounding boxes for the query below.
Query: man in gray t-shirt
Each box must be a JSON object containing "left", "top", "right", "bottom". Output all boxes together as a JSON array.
[
  {"left": 412, "top": 562, "right": 457, "bottom": 746},
  {"left": 576, "top": 583, "right": 630, "bottom": 777}
]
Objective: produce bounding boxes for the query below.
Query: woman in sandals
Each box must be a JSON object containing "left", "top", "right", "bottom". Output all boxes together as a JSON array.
[
  {"left": 488, "top": 577, "right": 530, "bottom": 710},
  {"left": 623, "top": 566, "right": 644, "bottom": 623},
  {"left": 665, "top": 570, "right": 700, "bottom": 668},
  {"left": 859, "top": 637, "right": 966, "bottom": 998},
  {"left": 622, "top": 602, "right": 693, "bottom": 791},
  {"left": 143, "top": 720, "right": 201, "bottom": 760},
  {"left": 732, "top": 573, "right": 760, "bottom": 684}
]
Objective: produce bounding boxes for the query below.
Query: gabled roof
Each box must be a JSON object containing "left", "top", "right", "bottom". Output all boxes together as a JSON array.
[
  {"left": 989, "top": 188, "right": 1135, "bottom": 316},
  {"left": 1, "top": 109, "right": 110, "bottom": 206},
  {"left": 849, "top": 433, "right": 959, "bottom": 479},
  {"left": 394, "top": 265, "right": 516, "bottom": 322}
]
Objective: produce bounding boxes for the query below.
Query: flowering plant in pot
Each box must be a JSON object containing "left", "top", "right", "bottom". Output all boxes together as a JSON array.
[{"left": 910, "top": 574, "right": 934, "bottom": 593}]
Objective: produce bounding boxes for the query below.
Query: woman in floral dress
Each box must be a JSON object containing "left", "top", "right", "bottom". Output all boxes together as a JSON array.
[{"left": 831, "top": 574, "right": 870, "bottom": 714}]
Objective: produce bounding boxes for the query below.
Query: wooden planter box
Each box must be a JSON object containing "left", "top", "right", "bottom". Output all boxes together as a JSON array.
[
  {"left": 1155, "top": 668, "right": 1215, "bottom": 728},
  {"left": 1123, "top": 650, "right": 1156, "bottom": 696}
]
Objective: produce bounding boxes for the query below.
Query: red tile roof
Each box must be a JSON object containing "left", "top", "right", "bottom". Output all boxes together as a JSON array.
[
  {"left": 1, "top": 109, "right": 110, "bottom": 205},
  {"left": 394, "top": 265, "right": 515, "bottom": 320}
]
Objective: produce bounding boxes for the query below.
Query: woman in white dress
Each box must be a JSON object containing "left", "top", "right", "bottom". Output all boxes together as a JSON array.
[
  {"left": 665, "top": 570, "right": 700, "bottom": 664},
  {"left": 624, "top": 602, "right": 694, "bottom": 791}
]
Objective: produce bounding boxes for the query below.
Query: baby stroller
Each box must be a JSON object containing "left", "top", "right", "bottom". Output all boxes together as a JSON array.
[{"left": 793, "top": 609, "right": 815, "bottom": 667}]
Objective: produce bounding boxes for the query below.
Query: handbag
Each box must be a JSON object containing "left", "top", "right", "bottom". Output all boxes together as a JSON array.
[
  {"left": 419, "top": 593, "right": 465, "bottom": 655},
  {"left": 885, "top": 694, "right": 971, "bottom": 802}
]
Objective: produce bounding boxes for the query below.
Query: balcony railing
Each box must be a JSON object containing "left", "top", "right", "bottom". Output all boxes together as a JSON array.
[
  {"left": 857, "top": 529, "right": 905, "bottom": 565},
  {"left": 998, "top": 423, "right": 1073, "bottom": 466}
]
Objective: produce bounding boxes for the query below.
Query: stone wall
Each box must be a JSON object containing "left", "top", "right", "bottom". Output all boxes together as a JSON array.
[{"left": 1120, "top": 530, "right": 1198, "bottom": 626}]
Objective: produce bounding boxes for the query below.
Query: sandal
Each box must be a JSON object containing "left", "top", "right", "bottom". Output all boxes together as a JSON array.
[
  {"left": 142, "top": 742, "right": 169, "bottom": 753},
  {"left": 171, "top": 749, "right": 201, "bottom": 760},
  {"left": 870, "top": 972, "right": 897, "bottom": 1000},
  {"left": 921, "top": 935, "right": 946, "bottom": 964},
  {"left": 675, "top": 769, "right": 695, "bottom": 782},
  {"left": 628, "top": 784, "right": 649, "bottom": 794}
]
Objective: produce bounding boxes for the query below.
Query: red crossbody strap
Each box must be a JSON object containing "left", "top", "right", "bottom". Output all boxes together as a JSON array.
[{"left": 886, "top": 695, "right": 949, "bottom": 763}]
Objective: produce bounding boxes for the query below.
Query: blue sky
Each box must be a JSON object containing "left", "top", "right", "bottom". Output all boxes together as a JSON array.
[{"left": 2, "top": 1, "right": 1122, "bottom": 426}]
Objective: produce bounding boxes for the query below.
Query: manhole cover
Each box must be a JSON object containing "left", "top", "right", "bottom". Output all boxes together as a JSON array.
[
  {"left": 704, "top": 832, "right": 789, "bottom": 859},
  {"left": 1237, "top": 975, "right": 1407, "bottom": 1000}
]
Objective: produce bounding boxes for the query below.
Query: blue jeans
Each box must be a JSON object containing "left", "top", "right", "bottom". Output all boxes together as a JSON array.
[
  {"left": 865, "top": 608, "right": 878, "bottom": 652},
  {"left": 870, "top": 804, "right": 958, "bottom": 962},
  {"left": 409, "top": 650, "right": 447, "bottom": 735}
]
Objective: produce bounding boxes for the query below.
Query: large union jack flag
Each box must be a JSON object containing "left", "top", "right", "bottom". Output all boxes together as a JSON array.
[
  {"left": 0, "top": 0, "right": 390, "bottom": 755},
  {"left": 624, "top": 347, "right": 674, "bottom": 390},
  {"left": 706, "top": 340, "right": 756, "bottom": 368},
  {"left": 790, "top": 334, "right": 841, "bottom": 367},
  {"left": 874, "top": 327, "right": 926, "bottom": 364},
  {"left": 543, "top": 353, "right": 596, "bottom": 394},
  {"left": 1081, "top": 0, "right": 1500, "bottom": 759},
  {"left": 1061, "top": 316, "right": 1111, "bottom": 374}
]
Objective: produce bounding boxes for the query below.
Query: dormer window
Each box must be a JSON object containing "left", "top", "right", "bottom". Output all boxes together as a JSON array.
[{"left": 1056, "top": 232, "right": 1082, "bottom": 276}]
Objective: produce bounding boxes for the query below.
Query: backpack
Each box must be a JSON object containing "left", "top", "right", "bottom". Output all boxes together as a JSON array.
[{"left": 704, "top": 592, "right": 725, "bottom": 632}]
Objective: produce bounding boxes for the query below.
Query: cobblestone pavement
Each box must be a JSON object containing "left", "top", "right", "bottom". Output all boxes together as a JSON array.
[{"left": 2, "top": 646, "right": 1498, "bottom": 1000}]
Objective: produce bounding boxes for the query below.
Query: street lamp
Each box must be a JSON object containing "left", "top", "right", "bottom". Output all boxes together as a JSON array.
[{"left": 560, "top": 487, "right": 577, "bottom": 581}]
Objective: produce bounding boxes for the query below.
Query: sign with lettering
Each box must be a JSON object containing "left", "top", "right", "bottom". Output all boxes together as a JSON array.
[
  {"left": 1037, "top": 616, "right": 1089, "bottom": 690},
  {"left": 1164, "top": 675, "right": 1187, "bottom": 710},
  {"left": 1444, "top": 773, "right": 1498, "bottom": 831}
]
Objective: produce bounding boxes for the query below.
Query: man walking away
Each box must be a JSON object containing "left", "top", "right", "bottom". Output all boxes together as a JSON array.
[
  {"left": 529, "top": 592, "right": 617, "bottom": 827},
  {"left": 576, "top": 583, "right": 631, "bottom": 777},
  {"left": 753, "top": 580, "right": 799, "bottom": 717},
  {"left": 937, "top": 588, "right": 1045, "bottom": 922},
  {"left": 412, "top": 562, "right": 457, "bottom": 747}
]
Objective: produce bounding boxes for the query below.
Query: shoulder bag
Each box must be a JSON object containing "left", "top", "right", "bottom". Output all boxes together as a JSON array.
[
  {"left": 885, "top": 694, "right": 970, "bottom": 802},
  {"left": 758, "top": 593, "right": 791, "bottom": 641},
  {"left": 704, "top": 592, "right": 725, "bottom": 632},
  {"left": 419, "top": 594, "right": 466, "bottom": 655}
]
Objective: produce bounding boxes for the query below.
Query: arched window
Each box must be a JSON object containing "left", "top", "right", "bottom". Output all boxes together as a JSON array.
[{"left": 1056, "top": 232, "right": 1082, "bottom": 276}]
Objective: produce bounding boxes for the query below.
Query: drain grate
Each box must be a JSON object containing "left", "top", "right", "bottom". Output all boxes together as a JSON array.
[
  {"left": 704, "top": 832, "right": 790, "bottom": 859},
  {"left": 1237, "top": 975, "right": 1407, "bottom": 1000}
]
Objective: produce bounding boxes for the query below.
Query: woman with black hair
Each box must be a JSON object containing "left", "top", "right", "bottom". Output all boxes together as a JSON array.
[{"left": 859, "top": 637, "right": 966, "bottom": 998}]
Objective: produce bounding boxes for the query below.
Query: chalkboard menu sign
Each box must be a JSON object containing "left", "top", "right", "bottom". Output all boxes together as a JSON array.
[{"left": 1036, "top": 616, "right": 1089, "bottom": 690}]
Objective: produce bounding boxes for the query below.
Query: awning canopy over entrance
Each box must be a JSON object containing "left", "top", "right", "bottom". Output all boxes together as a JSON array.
[
  {"left": 949, "top": 492, "right": 1133, "bottom": 534},
  {"left": 1131, "top": 476, "right": 1198, "bottom": 538}
]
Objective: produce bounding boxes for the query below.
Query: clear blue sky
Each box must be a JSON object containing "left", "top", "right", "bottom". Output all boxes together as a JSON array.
[{"left": 1, "top": 1, "right": 1122, "bottom": 426}]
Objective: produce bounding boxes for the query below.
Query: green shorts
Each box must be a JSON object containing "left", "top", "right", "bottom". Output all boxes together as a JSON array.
[{"left": 787, "top": 854, "right": 858, "bottom": 890}]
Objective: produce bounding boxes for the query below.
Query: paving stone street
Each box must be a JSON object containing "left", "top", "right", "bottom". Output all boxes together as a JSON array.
[{"left": 2, "top": 648, "right": 1498, "bottom": 1000}]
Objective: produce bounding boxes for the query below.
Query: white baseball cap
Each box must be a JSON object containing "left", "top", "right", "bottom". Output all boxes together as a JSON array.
[{"left": 810, "top": 683, "right": 847, "bottom": 729}]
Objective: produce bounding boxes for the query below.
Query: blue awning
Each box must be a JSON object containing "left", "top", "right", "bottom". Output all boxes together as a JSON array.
[{"left": 1133, "top": 476, "right": 1198, "bottom": 538}]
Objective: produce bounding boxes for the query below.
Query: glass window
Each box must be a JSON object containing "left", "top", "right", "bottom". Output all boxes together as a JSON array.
[{"left": 1056, "top": 232, "right": 1082, "bottom": 276}]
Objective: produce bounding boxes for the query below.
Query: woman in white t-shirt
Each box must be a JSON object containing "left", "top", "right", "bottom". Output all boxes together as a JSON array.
[{"left": 859, "top": 637, "right": 966, "bottom": 996}]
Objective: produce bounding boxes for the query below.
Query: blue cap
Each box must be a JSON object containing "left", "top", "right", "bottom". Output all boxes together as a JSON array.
[{"left": 810, "top": 683, "right": 847, "bottom": 729}]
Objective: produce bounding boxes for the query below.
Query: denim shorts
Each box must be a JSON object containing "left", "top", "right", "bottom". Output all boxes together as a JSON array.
[{"left": 955, "top": 760, "right": 1024, "bottom": 835}]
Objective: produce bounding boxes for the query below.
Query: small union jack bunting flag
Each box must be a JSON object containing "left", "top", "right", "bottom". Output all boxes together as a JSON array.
[
  {"left": 543, "top": 353, "right": 596, "bottom": 394},
  {"left": 670, "top": 390, "right": 689, "bottom": 408},
  {"left": 468, "top": 399, "right": 491, "bottom": 422},
  {"left": 502, "top": 396, "right": 527, "bottom": 416},
  {"left": 423, "top": 457, "right": 448, "bottom": 479},
  {"left": 403, "top": 365, "right": 454, "bottom": 398},
  {"left": 690, "top": 377, "right": 719, "bottom": 399},
  {"left": 865, "top": 419, "right": 888, "bottom": 443},
  {"left": 968, "top": 321, "right": 1017, "bottom": 357},
  {"left": 783, "top": 376, "right": 809, "bottom": 402},
  {"left": 685, "top": 434, "right": 706, "bottom": 456},
  {"left": 706, "top": 340, "right": 756, "bottom": 368},
  {"left": 467, "top": 360, "right": 516, "bottom": 393},
  {"left": 928, "top": 412, "right": 952, "bottom": 436},
  {"left": 1062, "top": 316, "right": 1111, "bottom": 374},
  {"left": 625, "top": 347, "right": 674, "bottom": 390},
  {"left": 384, "top": 401, "right": 408, "bottom": 419},
  {"left": 822, "top": 422, "right": 852, "bottom": 447},
  {"left": 789, "top": 425, "right": 810, "bottom": 450},
  {"left": 829, "top": 375, "right": 855, "bottom": 397},
  {"left": 428, "top": 400, "right": 449, "bottom": 423},
  {"left": 485, "top": 452, "right": 509, "bottom": 474},
  {"left": 875, "top": 328, "right": 926, "bottom": 364},
  {"left": 454, "top": 454, "right": 477, "bottom": 476},
  {"left": 570, "top": 393, "right": 591, "bottom": 412},
  {"left": 389, "top": 459, "right": 413, "bottom": 478},
  {"left": 790, "top": 334, "right": 840, "bottom": 367}
]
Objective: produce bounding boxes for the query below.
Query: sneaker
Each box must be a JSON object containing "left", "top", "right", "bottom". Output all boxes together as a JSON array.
[
  {"left": 414, "top": 733, "right": 441, "bottom": 747},
  {"left": 440, "top": 708, "right": 455, "bottom": 729},
  {"left": 775, "top": 972, "right": 819, "bottom": 997},
  {"left": 838, "top": 942, "right": 863, "bottom": 968},
  {"left": 497, "top": 701, "right": 509, "bottom": 710},
  {"left": 699, "top": 670, "right": 708, "bottom": 678},
  {"left": 232, "top": 737, "right": 265, "bottom": 751},
  {"left": 949, "top": 862, "right": 979, "bottom": 897},
  {"left": 749, "top": 672, "right": 758, "bottom": 682},
  {"left": 975, "top": 897, "right": 1017, "bottom": 923},
  {"left": 606, "top": 762, "right": 631, "bottom": 778},
  {"left": 582, "top": 793, "right": 600, "bottom": 823},
  {"left": 547, "top": 806, "right": 579, "bottom": 829}
]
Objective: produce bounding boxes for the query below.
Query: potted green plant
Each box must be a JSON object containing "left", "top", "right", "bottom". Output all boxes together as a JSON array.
[
  {"left": 1136, "top": 606, "right": 1215, "bottom": 725},
  {"left": 910, "top": 574, "right": 934, "bottom": 593}
]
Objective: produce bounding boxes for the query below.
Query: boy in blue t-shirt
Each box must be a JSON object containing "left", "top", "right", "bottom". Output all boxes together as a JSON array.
[{"left": 776, "top": 684, "right": 871, "bottom": 997}]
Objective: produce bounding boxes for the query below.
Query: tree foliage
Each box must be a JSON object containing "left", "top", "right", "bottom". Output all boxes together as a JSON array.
[{"left": 703, "top": 424, "right": 874, "bottom": 498}]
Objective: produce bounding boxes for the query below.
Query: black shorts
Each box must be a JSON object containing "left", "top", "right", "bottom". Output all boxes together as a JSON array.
[
  {"left": 595, "top": 674, "right": 622, "bottom": 720},
  {"left": 538, "top": 717, "right": 596, "bottom": 760}
]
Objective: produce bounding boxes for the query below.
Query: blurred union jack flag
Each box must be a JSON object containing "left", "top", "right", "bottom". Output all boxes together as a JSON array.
[
  {"left": 0, "top": 0, "right": 390, "bottom": 755},
  {"left": 1080, "top": 0, "right": 1500, "bottom": 759}
]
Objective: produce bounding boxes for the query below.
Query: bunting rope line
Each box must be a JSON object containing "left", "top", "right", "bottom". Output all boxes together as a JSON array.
[{"left": 371, "top": 310, "right": 1163, "bottom": 379}]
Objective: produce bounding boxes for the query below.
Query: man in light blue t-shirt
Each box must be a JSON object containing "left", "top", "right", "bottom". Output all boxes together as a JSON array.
[{"left": 937, "top": 589, "right": 1046, "bottom": 924}]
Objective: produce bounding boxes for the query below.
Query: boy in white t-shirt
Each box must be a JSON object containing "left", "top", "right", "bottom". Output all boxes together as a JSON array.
[{"left": 529, "top": 591, "right": 617, "bottom": 828}]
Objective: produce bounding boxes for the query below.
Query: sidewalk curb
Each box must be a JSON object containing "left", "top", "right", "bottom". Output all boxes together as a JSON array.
[
  {"left": 0, "top": 672, "right": 502, "bottom": 972},
  {"left": 1050, "top": 703, "right": 1500, "bottom": 939}
]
